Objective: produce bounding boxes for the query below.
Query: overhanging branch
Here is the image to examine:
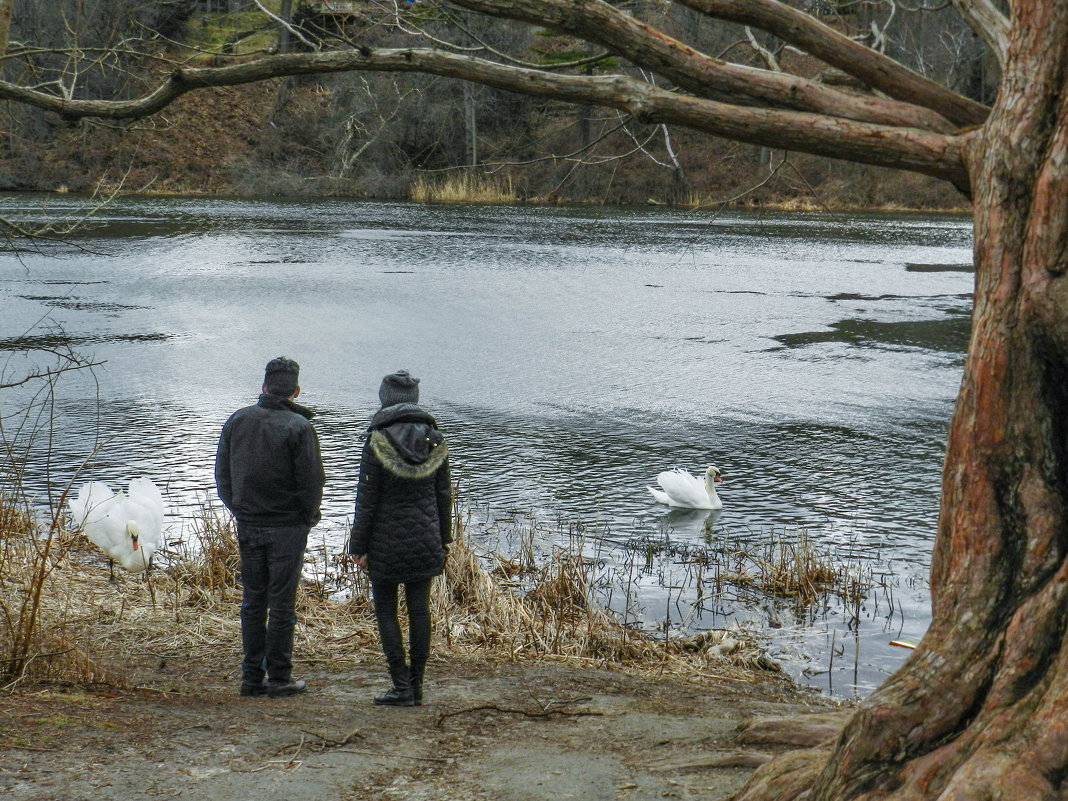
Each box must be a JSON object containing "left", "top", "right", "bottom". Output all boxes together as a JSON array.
[
  {"left": 0, "top": 46, "right": 969, "bottom": 190},
  {"left": 951, "top": 0, "right": 1010, "bottom": 67},
  {"left": 674, "top": 0, "right": 990, "bottom": 127},
  {"left": 444, "top": 0, "right": 959, "bottom": 132}
]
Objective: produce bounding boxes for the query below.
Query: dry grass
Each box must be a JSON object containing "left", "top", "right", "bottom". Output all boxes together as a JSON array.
[
  {"left": 409, "top": 173, "right": 518, "bottom": 204},
  {"left": 168, "top": 499, "right": 241, "bottom": 605},
  {"left": 725, "top": 532, "right": 869, "bottom": 609},
  {"left": 0, "top": 492, "right": 781, "bottom": 690},
  {"left": 0, "top": 496, "right": 116, "bottom": 687}
]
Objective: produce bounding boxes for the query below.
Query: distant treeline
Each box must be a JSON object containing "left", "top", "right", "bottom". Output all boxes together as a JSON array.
[{"left": 0, "top": 1, "right": 980, "bottom": 208}]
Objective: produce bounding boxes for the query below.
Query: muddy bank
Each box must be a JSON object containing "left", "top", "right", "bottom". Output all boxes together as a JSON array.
[{"left": 0, "top": 652, "right": 842, "bottom": 801}]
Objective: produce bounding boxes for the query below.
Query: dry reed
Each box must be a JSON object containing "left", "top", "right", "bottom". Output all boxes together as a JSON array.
[
  {"left": 725, "top": 532, "right": 869, "bottom": 609},
  {"left": 409, "top": 173, "right": 518, "bottom": 204},
  {"left": 0, "top": 496, "right": 115, "bottom": 687},
  {"left": 0, "top": 493, "right": 779, "bottom": 689}
]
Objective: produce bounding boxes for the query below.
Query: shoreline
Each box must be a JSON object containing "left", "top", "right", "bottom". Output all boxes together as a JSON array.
[
  {"left": 0, "top": 509, "right": 849, "bottom": 801},
  {"left": 1, "top": 186, "right": 973, "bottom": 216},
  {"left": 0, "top": 650, "right": 843, "bottom": 801}
]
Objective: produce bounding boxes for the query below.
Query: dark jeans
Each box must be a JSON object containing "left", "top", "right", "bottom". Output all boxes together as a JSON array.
[
  {"left": 371, "top": 577, "right": 433, "bottom": 688},
  {"left": 237, "top": 523, "right": 309, "bottom": 684}
]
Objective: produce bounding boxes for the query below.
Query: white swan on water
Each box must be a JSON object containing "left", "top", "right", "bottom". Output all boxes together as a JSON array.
[
  {"left": 69, "top": 478, "right": 165, "bottom": 577},
  {"left": 647, "top": 466, "right": 724, "bottom": 510}
]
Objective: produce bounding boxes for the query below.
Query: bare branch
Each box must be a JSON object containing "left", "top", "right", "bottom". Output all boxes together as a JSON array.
[
  {"left": 0, "top": 362, "right": 97, "bottom": 391},
  {"left": 745, "top": 27, "right": 781, "bottom": 72},
  {"left": 442, "top": 0, "right": 959, "bottom": 132},
  {"left": 950, "top": 0, "right": 1009, "bottom": 66},
  {"left": 405, "top": 3, "right": 614, "bottom": 72},
  {"left": 467, "top": 117, "right": 636, "bottom": 171},
  {"left": 250, "top": 0, "right": 320, "bottom": 51},
  {"left": 331, "top": 76, "right": 418, "bottom": 178},
  {"left": 672, "top": 0, "right": 989, "bottom": 127}
]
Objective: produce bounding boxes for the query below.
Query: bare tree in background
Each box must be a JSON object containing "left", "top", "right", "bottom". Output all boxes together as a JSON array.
[{"left": 2, "top": 1, "right": 1068, "bottom": 798}]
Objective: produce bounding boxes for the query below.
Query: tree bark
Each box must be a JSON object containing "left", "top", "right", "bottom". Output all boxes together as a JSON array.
[
  {"left": 734, "top": 1, "right": 1068, "bottom": 798},
  {"left": 951, "top": 0, "right": 1010, "bottom": 67},
  {"left": 279, "top": 0, "right": 293, "bottom": 54},
  {"left": 463, "top": 80, "right": 478, "bottom": 167}
]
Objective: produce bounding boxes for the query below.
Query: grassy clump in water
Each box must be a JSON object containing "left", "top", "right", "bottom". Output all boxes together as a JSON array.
[
  {"left": 409, "top": 173, "right": 518, "bottom": 204},
  {"left": 733, "top": 532, "right": 868, "bottom": 609}
]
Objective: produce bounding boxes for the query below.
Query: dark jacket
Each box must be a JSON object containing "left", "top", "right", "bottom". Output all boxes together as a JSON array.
[
  {"left": 215, "top": 394, "right": 326, "bottom": 528},
  {"left": 348, "top": 403, "right": 452, "bottom": 584}
]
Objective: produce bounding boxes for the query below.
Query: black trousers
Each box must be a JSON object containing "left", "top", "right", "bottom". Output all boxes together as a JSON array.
[
  {"left": 371, "top": 577, "right": 433, "bottom": 687},
  {"left": 237, "top": 523, "right": 308, "bottom": 684}
]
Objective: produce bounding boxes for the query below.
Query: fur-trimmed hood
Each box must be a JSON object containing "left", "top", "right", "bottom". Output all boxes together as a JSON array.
[
  {"left": 370, "top": 428, "right": 448, "bottom": 479},
  {"left": 367, "top": 402, "right": 446, "bottom": 479}
]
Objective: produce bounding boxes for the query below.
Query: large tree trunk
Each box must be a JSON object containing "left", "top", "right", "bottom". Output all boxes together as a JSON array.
[{"left": 735, "top": 3, "right": 1068, "bottom": 800}]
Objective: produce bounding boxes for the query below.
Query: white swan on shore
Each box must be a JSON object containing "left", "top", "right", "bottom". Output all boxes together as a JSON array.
[
  {"left": 69, "top": 478, "right": 165, "bottom": 577},
  {"left": 648, "top": 466, "right": 724, "bottom": 510}
]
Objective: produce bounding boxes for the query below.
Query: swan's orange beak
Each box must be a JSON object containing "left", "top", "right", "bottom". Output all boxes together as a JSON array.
[
  {"left": 714, "top": 475, "right": 724, "bottom": 483},
  {"left": 131, "top": 534, "right": 140, "bottom": 551}
]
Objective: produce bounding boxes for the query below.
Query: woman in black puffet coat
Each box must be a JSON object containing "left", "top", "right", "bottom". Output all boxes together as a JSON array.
[{"left": 348, "top": 371, "right": 451, "bottom": 706}]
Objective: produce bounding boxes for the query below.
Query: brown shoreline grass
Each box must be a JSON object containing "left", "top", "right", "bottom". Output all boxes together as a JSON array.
[
  {"left": 0, "top": 494, "right": 784, "bottom": 691},
  {"left": 409, "top": 173, "right": 518, "bottom": 204},
  {"left": 37, "top": 183, "right": 971, "bottom": 214}
]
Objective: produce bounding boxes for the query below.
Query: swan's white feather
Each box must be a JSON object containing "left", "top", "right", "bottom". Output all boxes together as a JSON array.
[
  {"left": 69, "top": 478, "right": 165, "bottom": 573},
  {"left": 648, "top": 467, "right": 723, "bottom": 510},
  {"left": 70, "top": 482, "right": 127, "bottom": 557},
  {"left": 647, "top": 486, "right": 673, "bottom": 506},
  {"left": 127, "top": 478, "right": 164, "bottom": 532}
]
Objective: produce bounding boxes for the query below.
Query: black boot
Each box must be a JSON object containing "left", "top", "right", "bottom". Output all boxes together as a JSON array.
[
  {"left": 374, "top": 661, "right": 414, "bottom": 706},
  {"left": 374, "top": 685, "right": 415, "bottom": 706},
  {"left": 410, "top": 662, "right": 425, "bottom": 706}
]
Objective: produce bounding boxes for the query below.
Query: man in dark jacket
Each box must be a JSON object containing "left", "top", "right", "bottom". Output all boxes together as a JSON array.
[
  {"left": 216, "top": 357, "right": 325, "bottom": 698},
  {"left": 349, "top": 370, "right": 451, "bottom": 706}
]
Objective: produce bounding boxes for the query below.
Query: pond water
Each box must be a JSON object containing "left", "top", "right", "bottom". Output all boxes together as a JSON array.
[{"left": 0, "top": 194, "right": 974, "bottom": 698}]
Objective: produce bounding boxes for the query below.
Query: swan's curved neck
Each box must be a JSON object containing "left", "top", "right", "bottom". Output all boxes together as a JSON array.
[{"left": 704, "top": 474, "right": 720, "bottom": 499}]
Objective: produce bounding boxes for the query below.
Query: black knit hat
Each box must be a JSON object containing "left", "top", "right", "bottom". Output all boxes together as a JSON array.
[
  {"left": 379, "top": 370, "right": 419, "bottom": 407},
  {"left": 264, "top": 356, "right": 299, "bottom": 397}
]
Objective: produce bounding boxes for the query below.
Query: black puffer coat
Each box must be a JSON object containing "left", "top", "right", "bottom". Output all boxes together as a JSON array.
[{"left": 348, "top": 403, "right": 452, "bottom": 584}]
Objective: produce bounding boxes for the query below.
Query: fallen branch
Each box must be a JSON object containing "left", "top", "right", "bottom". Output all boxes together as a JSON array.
[
  {"left": 1, "top": 742, "right": 54, "bottom": 752},
  {"left": 436, "top": 703, "right": 603, "bottom": 727},
  {"left": 274, "top": 728, "right": 364, "bottom": 758},
  {"left": 298, "top": 728, "right": 365, "bottom": 750}
]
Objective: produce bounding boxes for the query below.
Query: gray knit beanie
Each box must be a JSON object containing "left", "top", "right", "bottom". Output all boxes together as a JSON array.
[
  {"left": 378, "top": 370, "right": 420, "bottom": 407},
  {"left": 264, "top": 356, "right": 299, "bottom": 397}
]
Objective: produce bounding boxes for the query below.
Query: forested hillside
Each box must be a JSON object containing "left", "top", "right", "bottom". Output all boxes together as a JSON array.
[{"left": 0, "top": 0, "right": 978, "bottom": 209}]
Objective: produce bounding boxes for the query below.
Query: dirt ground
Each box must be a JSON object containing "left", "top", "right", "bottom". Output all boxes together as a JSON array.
[{"left": 0, "top": 651, "right": 845, "bottom": 801}]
